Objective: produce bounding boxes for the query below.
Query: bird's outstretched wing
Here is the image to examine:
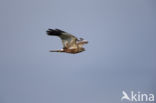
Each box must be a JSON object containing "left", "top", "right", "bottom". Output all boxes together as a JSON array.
[{"left": 47, "top": 29, "right": 78, "bottom": 49}]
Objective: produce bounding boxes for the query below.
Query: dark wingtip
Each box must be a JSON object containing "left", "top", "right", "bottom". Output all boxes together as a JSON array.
[
  {"left": 46, "top": 28, "right": 64, "bottom": 36},
  {"left": 46, "top": 29, "right": 54, "bottom": 35}
]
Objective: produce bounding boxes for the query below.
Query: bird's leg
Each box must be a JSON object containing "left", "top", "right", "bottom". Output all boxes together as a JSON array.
[{"left": 49, "top": 49, "right": 64, "bottom": 52}]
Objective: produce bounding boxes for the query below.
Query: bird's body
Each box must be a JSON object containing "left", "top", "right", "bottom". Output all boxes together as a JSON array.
[{"left": 46, "top": 29, "right": 88, "bottom": 54}]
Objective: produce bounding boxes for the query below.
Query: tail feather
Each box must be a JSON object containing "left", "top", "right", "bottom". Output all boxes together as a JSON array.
[
  {"left": 46, "top": 29, "right": 65, "bottom": 36},
  {"left": 49, "top": 49, "right": 64, "bottom": 52}
]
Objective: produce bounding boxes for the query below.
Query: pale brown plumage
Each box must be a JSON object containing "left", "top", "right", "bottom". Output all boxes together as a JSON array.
[{"left": 46, "top": 29, "right": 88, "bottom": 54}]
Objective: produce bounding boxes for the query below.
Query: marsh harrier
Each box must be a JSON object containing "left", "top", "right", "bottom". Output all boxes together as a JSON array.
[{"left": 46, "top": 29, "right": 88, "bottom": 54}]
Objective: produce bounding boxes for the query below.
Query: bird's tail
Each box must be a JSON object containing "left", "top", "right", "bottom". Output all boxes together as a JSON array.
[
  {"left": 46, "top": 29, "right": 65, "bottom": 36},
  {"left": 49, "top": 49, "right": 64, "bottom": 52}
]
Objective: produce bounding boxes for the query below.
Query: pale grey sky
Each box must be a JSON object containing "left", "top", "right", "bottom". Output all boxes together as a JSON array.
[{"left": 0, "top": 0, "right": 156, "bottom": 103}]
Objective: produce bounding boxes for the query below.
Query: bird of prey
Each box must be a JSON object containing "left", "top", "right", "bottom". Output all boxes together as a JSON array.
[{"left": 46, "top": 29, "right": 88, "bottom": 54}]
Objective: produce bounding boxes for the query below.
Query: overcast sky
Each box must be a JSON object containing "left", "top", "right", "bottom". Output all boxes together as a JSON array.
[{"left": 0, "top": 0, "right": 156, "bottom": 103}]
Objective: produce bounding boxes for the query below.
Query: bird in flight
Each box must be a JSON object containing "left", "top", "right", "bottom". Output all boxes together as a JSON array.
[{"left": 46, "top": 29, "right": 88, "bottom": 54}]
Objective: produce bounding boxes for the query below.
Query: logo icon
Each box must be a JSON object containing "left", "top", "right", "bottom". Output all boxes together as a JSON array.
[{"left": 121, "top": 91, "right": 131, "bottom": 101}]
